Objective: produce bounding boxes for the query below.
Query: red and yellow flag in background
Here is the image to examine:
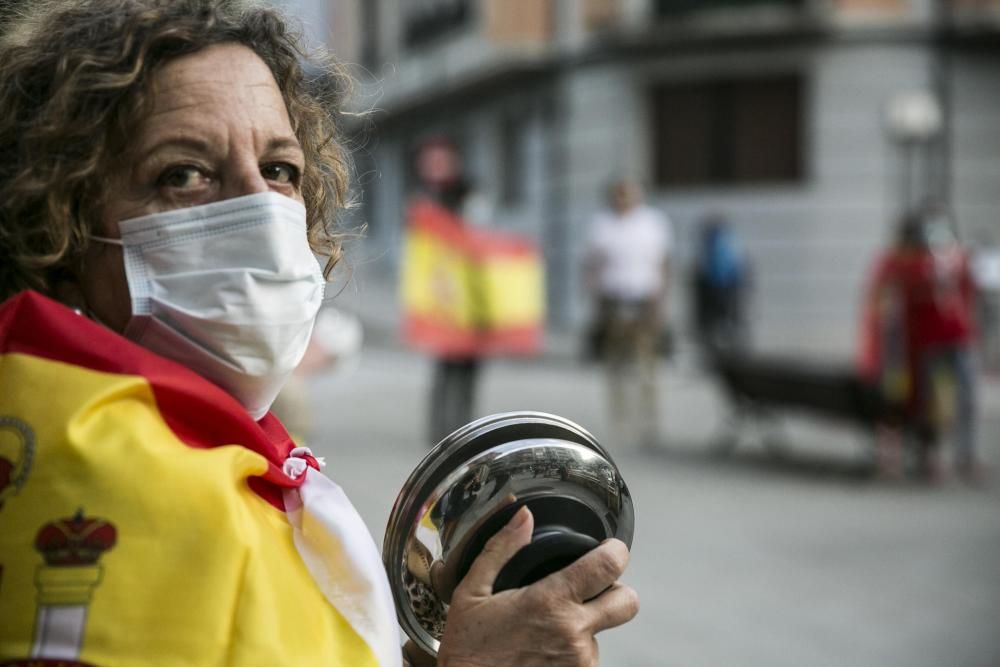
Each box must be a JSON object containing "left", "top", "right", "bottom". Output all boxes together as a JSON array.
[{"left": 401, "top": 198, "right": 545, "bottom": 358}]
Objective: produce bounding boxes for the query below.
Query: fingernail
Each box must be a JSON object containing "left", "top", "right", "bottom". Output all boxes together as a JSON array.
[{"left": 505, "top": 506, "right": 530, "bottom": 532}]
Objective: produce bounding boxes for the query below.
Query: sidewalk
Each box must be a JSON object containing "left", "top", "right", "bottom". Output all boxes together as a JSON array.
[{"left": 306, "top": 333, "right": 1000, "bottom": 667}]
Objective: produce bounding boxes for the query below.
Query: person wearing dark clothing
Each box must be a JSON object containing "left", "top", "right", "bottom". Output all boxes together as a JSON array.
[
  {"left": 691, "top": 215, "right": 750, "bottom": 357},
  {"left": 429, "top": 354, "right": 479, "bottom": 444}
]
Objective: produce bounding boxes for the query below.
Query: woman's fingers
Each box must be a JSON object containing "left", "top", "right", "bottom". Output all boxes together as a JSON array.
[
  {"left": 459, "top": 506, "right": 535, "bottom": 598},
  {"left": 441, "top": 530, "right": 636, "bottom": 666},
  {"left": 543, "top": 538, "right": 630, "bottom": 602},
  {"left": 583, "top": 582, "right": 640, "bottom": 633},
  {"left": 402, "top": 640, "right": 437, "bottom": 667}
]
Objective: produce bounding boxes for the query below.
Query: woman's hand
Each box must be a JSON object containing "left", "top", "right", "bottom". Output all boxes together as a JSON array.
[{"left": 437, "top": 506, "right": 639, "bottom": 667}]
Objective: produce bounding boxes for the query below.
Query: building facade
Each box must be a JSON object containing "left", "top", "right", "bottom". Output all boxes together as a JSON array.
[{"left": 285, "top": 0, "right": 1000, "bottom": 356}]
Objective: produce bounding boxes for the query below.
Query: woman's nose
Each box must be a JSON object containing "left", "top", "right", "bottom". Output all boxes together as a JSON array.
[{"left": 223, "top": 157, "right": 270, "bottom": 199}]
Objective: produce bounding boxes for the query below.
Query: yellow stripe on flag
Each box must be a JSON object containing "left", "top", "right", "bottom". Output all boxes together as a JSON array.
[
  {"left": 400, "top": 199, "right": 545, "bottom": 356},
  {"left": 401, "top": 228, "right": 476, "bottom": 329},
  {"left": 478, "top": 255, "right": 545, "bottom": 329}
]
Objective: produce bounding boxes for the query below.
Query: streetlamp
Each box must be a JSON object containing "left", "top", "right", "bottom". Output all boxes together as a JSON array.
[{"left": 883, "top": 89, "right": 943, "bottom": 214}]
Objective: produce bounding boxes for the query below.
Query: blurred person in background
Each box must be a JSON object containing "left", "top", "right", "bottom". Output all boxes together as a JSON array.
[
  {"left": 972, "top": 231, "right": 1000, "bottom": 374},
  {"left": 690, "top": 213, "right": 752, "bottom": 359},
  {"left": 584, "top": 178, "right": 673, "bottom": 449},
  {"left": 408, "top": 138, "right": 486, "bottom": 445},
  {"left": 0, "top": 1, "right": 638, "bottom": 664},
  {"left": 862, "top": 208, "right": 983, "bottom": 482}
]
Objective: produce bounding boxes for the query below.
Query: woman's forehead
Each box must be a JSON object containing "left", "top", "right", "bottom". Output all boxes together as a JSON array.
[{"left": 147, "top": 43, "right": 287, "bottom": 118}]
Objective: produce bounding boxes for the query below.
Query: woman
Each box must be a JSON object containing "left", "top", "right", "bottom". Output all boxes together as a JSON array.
[{"left": 0, "top": 1, "right": 638, "bottom": 665}]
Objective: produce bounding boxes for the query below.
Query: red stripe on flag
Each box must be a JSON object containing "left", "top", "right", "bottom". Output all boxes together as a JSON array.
[
  {"left": 0, "top": 291, "right": 299, "bottom": 510},
  {"left": 403, "top": 313, "right": 541, "bottom": 358}
]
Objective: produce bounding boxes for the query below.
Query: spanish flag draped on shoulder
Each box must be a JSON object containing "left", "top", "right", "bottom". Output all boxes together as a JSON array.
[
  {"left": 401, "top": 198, "right": 545, "bottom": 358},
  {"left": 0, "top": 291, "right": 400, "bottom": 667}
]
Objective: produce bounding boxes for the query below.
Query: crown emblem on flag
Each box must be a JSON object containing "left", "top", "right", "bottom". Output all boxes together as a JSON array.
[{"left": 35, "top": 508, "right": 117, "bottom": 566}]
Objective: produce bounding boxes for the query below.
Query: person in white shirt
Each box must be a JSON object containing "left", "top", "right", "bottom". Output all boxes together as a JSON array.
[{"left": 585, "top": 178, "right": 672, "bottom": 448}]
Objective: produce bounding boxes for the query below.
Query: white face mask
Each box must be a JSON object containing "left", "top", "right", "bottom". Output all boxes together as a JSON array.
[{"left": 93, "top": 192, "right": 325, "bottom": 419}]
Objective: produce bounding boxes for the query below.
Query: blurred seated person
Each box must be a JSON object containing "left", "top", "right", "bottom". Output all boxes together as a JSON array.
[{"left": 0, "top": 1, "right": 637, "bottom": 665}]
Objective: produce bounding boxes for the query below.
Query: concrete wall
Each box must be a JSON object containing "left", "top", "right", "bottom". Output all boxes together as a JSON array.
[{"left": 952, "top": 51, "right": 1000, "bottom": 244}]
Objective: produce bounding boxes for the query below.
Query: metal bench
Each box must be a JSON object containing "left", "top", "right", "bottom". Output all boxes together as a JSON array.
[{"left": 709, "top": 353, "right": 905, "bottom": 460}]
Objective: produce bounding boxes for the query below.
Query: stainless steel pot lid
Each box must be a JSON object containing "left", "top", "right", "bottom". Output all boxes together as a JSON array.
[{"left": 383, "top": 411, "right": 635, "bottom": 656}]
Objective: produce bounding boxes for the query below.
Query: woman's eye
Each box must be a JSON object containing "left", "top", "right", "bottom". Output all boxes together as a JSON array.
[
  {"left": 158, "top": 165, "right": 210, "bottom": 190},
  {"left": 261, "top": 162, "right": 300, "bottom": 185}
]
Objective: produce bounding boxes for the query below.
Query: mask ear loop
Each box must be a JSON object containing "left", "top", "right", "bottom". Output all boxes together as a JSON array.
[{"left": 90, "top": 235, "right": 123, "bottom": 246}]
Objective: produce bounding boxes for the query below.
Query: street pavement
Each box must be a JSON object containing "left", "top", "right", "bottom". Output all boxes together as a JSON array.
[{"left": 297, "top": 335, "right": 1000, "bottom": 667}]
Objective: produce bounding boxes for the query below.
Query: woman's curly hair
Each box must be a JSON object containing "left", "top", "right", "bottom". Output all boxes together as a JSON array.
[{"left": 0, "top": 0, "right": 353, "bottom": 301}]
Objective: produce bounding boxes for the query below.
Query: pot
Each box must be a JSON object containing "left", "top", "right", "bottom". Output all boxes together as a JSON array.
[{"left": 382, "top": 411, "right": 634, "bottom": 656}]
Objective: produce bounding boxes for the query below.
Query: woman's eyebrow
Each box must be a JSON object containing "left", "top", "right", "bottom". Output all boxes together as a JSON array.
[
  {"left": 136, "top": 136, "right": 213, "bottom": 163},
  {"left": 135, "top": 135, "right": 303, "bottom": 164},
  {"left": 266, "top": 136, "right": 304, "bottom": 155}
]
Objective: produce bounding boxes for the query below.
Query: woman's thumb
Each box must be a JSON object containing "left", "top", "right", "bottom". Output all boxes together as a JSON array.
[{"left": 459, "top": 506, "right": 534, "bottom": 598}]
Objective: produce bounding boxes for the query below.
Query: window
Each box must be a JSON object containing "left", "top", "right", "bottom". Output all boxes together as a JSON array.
[
  {"left": 584, "top": 0, "right": 620, "bottom": 30},
  {"left": 650, "top": 75, "right": 804, "bottom": 187},
  {"left": 654, "top": 0, "right": 805, "bottom": 18},
  {"left": 360, "top": 1, "right": 379, "bottom": 69},
  {"left": 498, "top": 115, "right": 527, "bottom": 207},
  {"left": 404, "top": 0, "right": 472, "bottom": 49}
]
